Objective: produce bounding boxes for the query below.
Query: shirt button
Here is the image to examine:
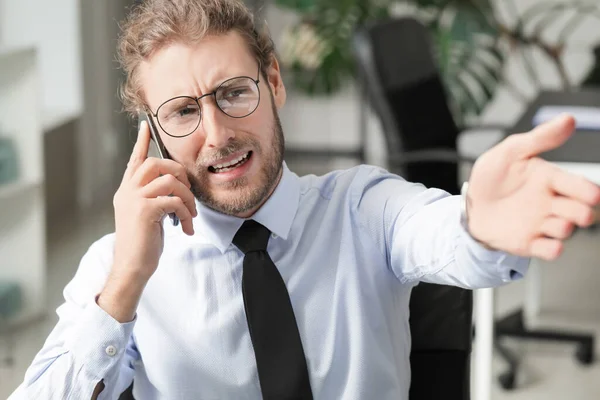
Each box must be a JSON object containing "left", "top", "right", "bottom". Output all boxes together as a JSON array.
[
  {"left": 271, "top": 233, "right": 278, "bottom": 239},
  {"left": 105, "top": 345, "right": 117, "bottom": 357}
]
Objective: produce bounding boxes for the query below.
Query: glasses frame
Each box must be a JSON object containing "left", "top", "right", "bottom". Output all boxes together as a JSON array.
[{"left": 147, "top": 62, "right": 262, "bottom": 138}]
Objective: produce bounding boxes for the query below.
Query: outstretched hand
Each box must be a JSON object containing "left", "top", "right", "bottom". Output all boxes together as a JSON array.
[{"left": 466, "top": 114, "right": 600, "bottom": 261}]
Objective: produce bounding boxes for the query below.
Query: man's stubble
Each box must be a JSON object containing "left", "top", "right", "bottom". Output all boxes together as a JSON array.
[{"left": 186, "top": 100, "right": 285, "bottom": 216}]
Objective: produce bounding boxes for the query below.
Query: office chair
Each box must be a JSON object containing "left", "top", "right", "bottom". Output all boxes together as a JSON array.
[
  {"left": 350, "top": 18, "right": 484, "bottom": 399},
  {"left": 350, "top": 17, "right": 503, "bottom": 193},
  {"left": 409, "top": 283, "right": 473, "bottom": 400},
  {"left": 350, "top": 16, "right": 595, "bottom": 392}
]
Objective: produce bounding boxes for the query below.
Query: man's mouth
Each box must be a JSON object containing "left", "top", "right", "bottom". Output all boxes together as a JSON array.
[{"left": 208, "top": 151, "right": 252, "bottom": 173}]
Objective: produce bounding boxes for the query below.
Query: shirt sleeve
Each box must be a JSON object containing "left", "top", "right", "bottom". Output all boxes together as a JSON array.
[
  {"left": 353, "top": 166, "right": 530, "bottom": 289},
  {"left": 8, "top": 234, "right": 139, "bottom": 400}
]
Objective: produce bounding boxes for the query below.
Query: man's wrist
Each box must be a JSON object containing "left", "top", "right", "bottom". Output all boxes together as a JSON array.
[
  {"left": 97, "top": 268, "right": 147, "bottom": 323},
  {"left": 460, "top": 182, "right": 496, "bottom": 251}
]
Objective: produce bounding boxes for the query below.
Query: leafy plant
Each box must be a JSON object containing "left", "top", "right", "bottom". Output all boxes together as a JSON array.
[
  {"left": 420, "top": 1, "right": 505, "bottom": 124},
  {"left": 277, "top": 0, "right": 391, "bottom": 94},
  {"left": 275, "top": 0, "right": 600, "bottom": 125},
  {"left": 495, "top": 0, "right": 600, "bottom": 92}
]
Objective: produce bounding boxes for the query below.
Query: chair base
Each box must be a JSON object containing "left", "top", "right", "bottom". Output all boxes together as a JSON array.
[{"left": 494, "top": 309, "right": 595, "bottom": 390}]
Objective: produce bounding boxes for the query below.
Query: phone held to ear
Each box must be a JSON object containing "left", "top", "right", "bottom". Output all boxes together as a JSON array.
[{"left": 138, "top": 112, "right": 180, "bottom": 227}]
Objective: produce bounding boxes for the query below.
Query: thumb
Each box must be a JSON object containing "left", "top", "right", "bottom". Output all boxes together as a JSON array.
[{"left": 515, "top": 114, "right": 575, "bottom": 159}]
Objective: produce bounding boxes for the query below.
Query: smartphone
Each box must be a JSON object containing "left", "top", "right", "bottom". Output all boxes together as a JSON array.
[{"left": 138, "top": 112, "right": 180, "bottom": 226}]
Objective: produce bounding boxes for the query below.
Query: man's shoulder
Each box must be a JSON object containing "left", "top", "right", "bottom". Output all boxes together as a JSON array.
[{"left": 297, "top": 164, "right": 393, "bottom": 199}]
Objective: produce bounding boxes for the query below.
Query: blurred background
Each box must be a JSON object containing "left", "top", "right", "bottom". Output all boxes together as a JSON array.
[{"left": 2, "top": 0, "right": 600, "bottom": 398}]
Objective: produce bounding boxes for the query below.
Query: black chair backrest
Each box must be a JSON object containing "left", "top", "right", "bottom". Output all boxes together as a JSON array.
[
  {"left": 408, "top": 283, "right": 473, "bottom": 400},
  {"left": 352, "top": 17, "right": 474, "bottom": 400},
  {"left": 352, "top": 17, "right": 461, "bottom": 194}
]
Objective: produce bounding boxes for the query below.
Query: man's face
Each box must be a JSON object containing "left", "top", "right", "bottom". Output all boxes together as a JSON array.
[{"left": 139, "top": 32, "right": 287, "bottom": 217}]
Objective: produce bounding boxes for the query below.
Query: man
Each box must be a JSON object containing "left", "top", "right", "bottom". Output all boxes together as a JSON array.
[{"left": 10, "top": 0, "right": 600, "bottom": 399}]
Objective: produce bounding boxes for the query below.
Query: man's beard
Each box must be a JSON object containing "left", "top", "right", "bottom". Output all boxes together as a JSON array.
[{"left": 186, "top": 105, "right": 285, "bottom": 216}]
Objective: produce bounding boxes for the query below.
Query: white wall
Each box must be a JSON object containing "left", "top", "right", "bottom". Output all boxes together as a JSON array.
[
  {"left": 0, "top": 0, "right": 133, "bottom": 212},
  {"left": 0, "top": 0, "right": 83, "bottom": 131}
]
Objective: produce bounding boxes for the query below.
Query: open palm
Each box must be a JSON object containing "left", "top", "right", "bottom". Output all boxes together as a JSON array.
[{"left": 466, "top": 115, "right": 600, "bottom": 261}]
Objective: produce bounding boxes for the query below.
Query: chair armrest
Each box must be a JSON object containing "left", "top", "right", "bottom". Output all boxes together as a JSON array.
[{"left": 388, "top": 149, "right": 479, "bottom": 166}]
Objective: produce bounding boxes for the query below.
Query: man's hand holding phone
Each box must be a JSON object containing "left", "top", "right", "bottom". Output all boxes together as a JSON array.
[{"left": 98, "top": 120, "right": 197, "bottom": 323}]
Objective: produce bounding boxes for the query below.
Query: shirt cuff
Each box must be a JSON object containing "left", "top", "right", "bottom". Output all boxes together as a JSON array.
[
  {"left": 460, "top": 221, "right": 531, "bottom": 282},
  {"left": 65, "top": 295, "right": 136, "bottom": 381}
]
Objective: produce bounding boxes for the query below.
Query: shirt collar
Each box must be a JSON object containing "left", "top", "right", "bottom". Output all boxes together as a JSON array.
[{"left": 190, "top": 162, "right": 300, "bottom": 253}]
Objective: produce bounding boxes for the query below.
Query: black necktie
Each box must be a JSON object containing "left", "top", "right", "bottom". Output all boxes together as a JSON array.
[{"left": 232, "top": 220, "right": 313, "bottom": 400}]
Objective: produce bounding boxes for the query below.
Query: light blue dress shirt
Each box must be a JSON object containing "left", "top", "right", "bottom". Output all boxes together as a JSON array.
[{"left": 10, "top": 163, "right": 529, "bottom": 400}]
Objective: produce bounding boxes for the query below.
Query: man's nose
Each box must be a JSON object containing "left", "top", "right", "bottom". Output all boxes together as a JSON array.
[{"left": 200, "top": 102, "right": 235, "bottom": 148}]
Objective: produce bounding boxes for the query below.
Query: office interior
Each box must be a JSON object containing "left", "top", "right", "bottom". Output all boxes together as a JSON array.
[{"left": 1, "top": 0, "right": 600, "bottom": 399}]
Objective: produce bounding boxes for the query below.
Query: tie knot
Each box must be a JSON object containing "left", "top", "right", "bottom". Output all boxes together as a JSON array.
[{"left": 232, "top": 220, "right": 271, "bottom": 254}]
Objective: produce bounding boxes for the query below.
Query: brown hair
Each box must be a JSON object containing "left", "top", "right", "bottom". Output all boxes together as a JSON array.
[{"left": 116, "top": 0, "right": 275, "bottom": 117}]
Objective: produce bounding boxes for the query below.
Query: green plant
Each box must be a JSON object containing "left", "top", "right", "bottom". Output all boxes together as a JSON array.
[
  {"left": 420, "top": 0, "right": 504, "bottom": 124},
  {"left": 275, "top": 0, "right": 600, "bottom": 125},
  {"left": 496, "top": 0, "right": 600, "bottom": 91},
  {"left": 277, "top": 0, "right": 391, "bottom": 94},
  {"left": 276, "top": 0, "right": 505, "bottom": 125}
]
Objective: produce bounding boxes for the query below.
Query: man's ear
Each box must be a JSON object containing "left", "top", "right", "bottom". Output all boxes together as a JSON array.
[{"left": 266, "top": 56, "right": 286, "bottom": 109}]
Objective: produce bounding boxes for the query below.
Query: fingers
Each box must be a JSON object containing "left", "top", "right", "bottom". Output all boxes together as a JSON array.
[
  {"left": 124, "top": 120, "right": 151, "bottom": 181},
  {"left": 550, "top": 168, "right": 600, "bottom": 206},
  {"left": 141, "top": 174, "right": 198, "bottom": 218},
  {"left": 530, "top": 216, "right": 578, "bottom": 261},
  {"left": 509, "top": 114, "right": 575, "bottom": 160},
  {"left": 133, "top": 157, "right": 192, "bottom": 188},
  {"left": 529, "top": 237, "right": 564, "bottom": 261},
  {"left": 151, "top": 196, "right": 195, "bottom": 236},
  {"left": 551, "top": 196, "right": 596, "bottom": 227},
  {"left": 539, "top": 217, "right": 575, "bottom": 240}
]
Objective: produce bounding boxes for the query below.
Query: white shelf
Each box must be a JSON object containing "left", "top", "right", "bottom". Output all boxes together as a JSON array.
[
  {"left": 0, "top": 179, "right": 41, "bottom": 200},
  {"left": 0, "top": 46, "right": 47, "bottom": 324},
  {"left": 0, "top": 46, "right": 43, "bottom": 183},
  {"left": 0, "top": 0, "right": 83, "bottom": 127},
  {"left": 0, "top": 0, "right": 82, "bottom": 329}
]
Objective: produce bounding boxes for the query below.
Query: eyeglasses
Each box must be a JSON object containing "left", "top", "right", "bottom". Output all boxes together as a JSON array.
[{"left": 148, "top": 63, "right": 261, "bottom": 138}]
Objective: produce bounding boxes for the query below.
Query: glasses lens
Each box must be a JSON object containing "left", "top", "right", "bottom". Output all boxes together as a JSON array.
[
  {"left": 157, "top": 97, "right": 201, "bottom": 137},
  {"left": 216, "top": 77, "right": 260, "bottom": 118}
]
